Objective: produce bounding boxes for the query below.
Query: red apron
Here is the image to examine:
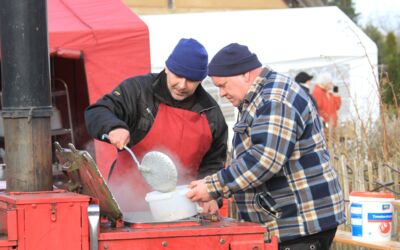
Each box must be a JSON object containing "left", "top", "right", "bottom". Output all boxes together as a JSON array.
[{"left": 108, "top": 103, "right": 212, "bottom": 212}]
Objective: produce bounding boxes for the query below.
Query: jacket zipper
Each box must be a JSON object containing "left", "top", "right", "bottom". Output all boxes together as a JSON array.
[{"left": 146, "top": 107, "right": 155, "bottom": 121}]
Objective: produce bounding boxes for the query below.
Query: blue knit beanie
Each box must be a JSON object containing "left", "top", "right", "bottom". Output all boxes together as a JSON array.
[
  {"left": 165, "top": 38, "right": 208, "bottom": 81},
  {"left": 208, "top": 43, "right": 262, "bottom": 77}
]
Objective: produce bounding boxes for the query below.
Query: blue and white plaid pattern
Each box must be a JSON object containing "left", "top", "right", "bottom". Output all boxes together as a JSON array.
[{"left": 206, "top": 68, "right": 345, "bottom": 242}]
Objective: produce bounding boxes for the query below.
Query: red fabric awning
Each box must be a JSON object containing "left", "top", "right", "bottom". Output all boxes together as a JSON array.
[{"left": 48, "top": 0, "right": 151, "bottom": 175}]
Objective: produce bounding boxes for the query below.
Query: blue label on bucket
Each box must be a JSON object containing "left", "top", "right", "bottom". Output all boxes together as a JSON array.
[
  {"left": 351, "top": 213, "right": 362, "bottom": 219},
  {"left": 351, "top": 202, "right": 363, "bottom": 237},
  {"left": 350, "top": 203, "right": 362, "bottom": 219},
  {"left": 352, "top": 225, "right": 363, "bottom": 236},
  {"left": 367, "top": 213, "right": 392, "bottom": 222}
]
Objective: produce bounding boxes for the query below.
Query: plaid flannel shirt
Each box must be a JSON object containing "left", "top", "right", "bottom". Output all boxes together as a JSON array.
[{"left": 206, "top": 68, "right": 345, "bottom": 242}]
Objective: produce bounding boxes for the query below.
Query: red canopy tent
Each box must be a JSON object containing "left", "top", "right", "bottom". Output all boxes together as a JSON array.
[{"left": 47, "top": 0, "right": 150, "bottom": 176}]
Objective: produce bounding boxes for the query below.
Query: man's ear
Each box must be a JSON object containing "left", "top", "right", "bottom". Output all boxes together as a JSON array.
[{"left": 242, "top": 71, "right": 251, "bottom": 83}]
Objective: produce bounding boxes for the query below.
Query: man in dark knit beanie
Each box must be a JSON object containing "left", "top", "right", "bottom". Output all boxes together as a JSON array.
[
  {"left": 208, "top": 43, "right": 261, "bottom": 77},
  {"left": 187, "top": 43, "right": 345, "bottom": 248},
  {"left": 85, "top": 38, "right": 228, "bottom": 215}
]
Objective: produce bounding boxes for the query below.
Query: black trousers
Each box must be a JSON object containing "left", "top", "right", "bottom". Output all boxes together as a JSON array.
[{"left": 279, "top": 227, "right": 337, "bottom": 250}]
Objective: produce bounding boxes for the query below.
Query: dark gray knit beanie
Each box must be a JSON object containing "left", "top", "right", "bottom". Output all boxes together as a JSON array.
[{"left": 208, "top": 43, "right": 261, "bottom": 76}]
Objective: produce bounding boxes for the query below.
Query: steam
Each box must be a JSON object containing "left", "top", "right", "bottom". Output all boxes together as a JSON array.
[
  {"left": 147, "top": 146, "right": 199, "bottom": 186},
  {"left": 107, "top": 172, "right": 151, "bottom": 213},
  {"left": 82, "top": 142, "right": 201, "bottom": 215},
  {"left": 82, "top": 141, "right": 95, "bottom": 156}
]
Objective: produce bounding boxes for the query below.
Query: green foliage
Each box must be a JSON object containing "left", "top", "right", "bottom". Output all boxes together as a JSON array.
[
  {"left": 382, "top": 32, "right": 400, "bottom": 107},
  {"left": 363, "top": 25, "right": 384, "bottom": 63},
  {"left": 324, "top": 0, "right": 400, "bottom": 111},
  {"left": 364, "top": 27, "right": 400, "bottom": 110},
  {"left": 325, "top": 0, "right": 359, "bottom": 23}
]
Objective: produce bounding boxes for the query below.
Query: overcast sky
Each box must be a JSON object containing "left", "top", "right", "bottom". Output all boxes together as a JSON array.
[{"left": 353, "top": 0, "right": 400, "bottom": 32}]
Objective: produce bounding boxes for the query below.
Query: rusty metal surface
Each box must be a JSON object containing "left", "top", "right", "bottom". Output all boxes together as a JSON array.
[
  {"left": 54, "top": 142, "right": 122, "bottom": 221},
  {"left": 1, "top": 0, "right": 53, "bottom": 193},
  {"left": 5, "top": 118, "right": 52, "bottom": 192}
]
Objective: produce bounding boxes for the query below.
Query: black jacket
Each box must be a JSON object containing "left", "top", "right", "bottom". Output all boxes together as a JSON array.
[{"left": 85, "top": 71, "right": 228, "bottom": 179}]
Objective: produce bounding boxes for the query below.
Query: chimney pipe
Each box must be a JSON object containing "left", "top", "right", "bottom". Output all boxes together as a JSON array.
[{"left": 0, "top": 0, "right": 53, "bottom": 191}]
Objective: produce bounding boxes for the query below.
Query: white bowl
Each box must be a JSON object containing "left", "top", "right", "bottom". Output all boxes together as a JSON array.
[{"left": 145, "top": 185, "right": 198, "bottom": 222}]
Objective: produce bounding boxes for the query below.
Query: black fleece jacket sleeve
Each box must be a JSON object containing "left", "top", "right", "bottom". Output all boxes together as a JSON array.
[{"left": 84, "top": 78, "right": 142, "bottom": 140}]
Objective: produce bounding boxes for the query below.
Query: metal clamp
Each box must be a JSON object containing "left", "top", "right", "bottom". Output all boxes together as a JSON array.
[{"left": 88, "top": 204, "right": 100, "bottom": 250}]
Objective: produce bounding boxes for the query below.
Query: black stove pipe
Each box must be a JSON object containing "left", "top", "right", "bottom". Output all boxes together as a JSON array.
[{"left": 0, "top": 0, "right": 53, "bottom": 191}]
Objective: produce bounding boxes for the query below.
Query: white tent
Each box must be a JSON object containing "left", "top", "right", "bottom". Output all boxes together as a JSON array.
[{"left": 140, "top": 7, "right": 379, "bottom": 124}]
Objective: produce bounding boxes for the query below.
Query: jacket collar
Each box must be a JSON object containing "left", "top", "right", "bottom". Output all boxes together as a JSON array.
[{"left": 240, "top": 67, "right": 271, "bottom": 111}]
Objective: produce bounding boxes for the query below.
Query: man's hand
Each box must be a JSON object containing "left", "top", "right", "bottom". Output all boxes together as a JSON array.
[
  {"left": 186, "top": 179, "right": 212, "bottom": 202},
  {"left": 197, "top": 200, "right": 219, "bottom": 215},
  {"left": 108, "top": 128, "right": 130, "bottom": 149}
]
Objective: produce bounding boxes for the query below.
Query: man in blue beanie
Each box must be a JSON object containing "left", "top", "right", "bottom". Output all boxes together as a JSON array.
[
  {"left": 187, "top": 43, "right": 345, "bottom": 249},
  {"left": 85, "top": 38, "right": 228, "bottom": 214}
]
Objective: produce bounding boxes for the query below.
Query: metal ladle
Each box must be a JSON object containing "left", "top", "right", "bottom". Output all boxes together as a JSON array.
[{"left": 102, "top": 134, "right": 177, "bottom": 192}]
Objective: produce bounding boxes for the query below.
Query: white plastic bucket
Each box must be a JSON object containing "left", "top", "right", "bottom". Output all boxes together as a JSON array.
[
  {"left": 349, "top": 192, "right": 395, "bottom": 241},
  {"left": 145, "top": 185, "right": 199, "bottom": 222}
]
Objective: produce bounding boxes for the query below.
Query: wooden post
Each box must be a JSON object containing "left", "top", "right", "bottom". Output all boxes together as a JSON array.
[
  {"left": 394, "top": 164, "right": 399, "bottom": 195},
  {"left": 393, "top": 200, "right": 400, "bottom": 241},
  {"left": 385, "top": 163, "right": 393, "bottom": 190},
  {"left": 378, "top": 163, "right": 384, "bottom": 186},
  {"left": 354, "top": 159, "right": 365, "bottom": 191},
  {"left": 340, "top": 155, "right": 350, "bottom": 225},
  {"left": 367, "top": 161, "right": 374, "bottom": 191},
  {"left": 340, "top": 155, "right": 349, "bottom": 199}
]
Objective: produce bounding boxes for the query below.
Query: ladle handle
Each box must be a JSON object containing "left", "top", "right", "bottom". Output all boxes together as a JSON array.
[
  {"left": 101, "top": 134, "right": 111, "bottom": 143},
  {"left": 122, "top": 145, "right": 141, "bottom": 167},
  {"left": 101, "top": 134, "right": 141, "bottom": 166}
]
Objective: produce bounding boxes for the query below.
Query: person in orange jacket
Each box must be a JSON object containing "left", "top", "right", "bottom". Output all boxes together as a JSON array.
[{"left": 312, "top": 72, "right": 341, "bottom": 128}]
